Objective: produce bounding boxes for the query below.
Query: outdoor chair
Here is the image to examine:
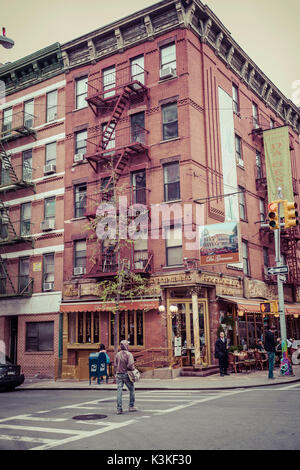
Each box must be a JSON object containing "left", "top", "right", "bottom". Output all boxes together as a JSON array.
[{"left": 254, "top": 351, "right": 268, "bottom": 370}]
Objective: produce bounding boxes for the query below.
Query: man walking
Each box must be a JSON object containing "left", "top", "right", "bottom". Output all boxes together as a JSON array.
[
  {"left": 264, "top": 324, "right": 277, "bottom": 379},
  {"left": 215, "top": 331, "right": 230, "bottom": 377},
  {"left": 114, "top": 340, "right": 137, "bottom": 414}
]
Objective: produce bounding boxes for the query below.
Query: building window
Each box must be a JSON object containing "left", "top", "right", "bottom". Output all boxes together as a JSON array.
[
  {"left": 2, "top": 107, "right": 12, "bottom": 133},
  {"left": 74, "top": 240, "right": 86, "bottom": 270},
  {"left": 75, "top": 76, "right": 88, "bottom": 109},
  {"left": 103, "top": 66, "right": 116, "bottom": 98},
  {"left": 160, "top": 42, "right": 176, "bottom": 72},
  {"left": 130, "top": 112, "right": 145, "bottom": 144},
  {"left": 0, "top": 208, "right": 8, "bottom": 240},
  {"left": 46, "top": 90, "right": 57, "bottom": 122},
  {"left": 130, "top": 55, "right": 144, "bottom": 84},
  {"left": 235, "top": 134, "right": 243, "bottom": 167},
  {"left": 75, "top": 130, "right": 87, "bottom": 155},
  {"left": 24, "top": 100, "right": 34, "bottom": 127},
  {"left": 110, "top": 310, "right": 144, "bottom": 347},
  {"left": 238, "top": 187, "right": 246, "bottom": 220},
  {"left": 232, "top": 83, "right": 239, "bottom": 114},
  {"left": 19, "top": 257, "right": 30, "bottom": 293},
  {"left": 45, "top": 142, "right": 56, "bottom": 165},
  {"left": 131, "top": 169, "right": 146, "bottom": 205},
  {"left": 256, "top": 150, "right": 262, "bottom": 179},
  {"left": 259, "top": 198, "right": 265, "bottom": 222},
  {"left": 68, "top": 312, "right": 99, "bottom": 344},
  {"left": 134, "top": 238, "right": 148, "bottom": 270},
  {"left": 270, "top": 118, "right": 275, "bottom": 129},
  {"left": 162, "top": 102, "right": 178, "bottom": 141},
  {"left": 44, "top": 197, "right": 55, "bottom": 221},
  {"left": 20, "top": 202, "right": 31, "bottom": 236},
  {"left": 242, "top": 241, "right": 250, "bottom": 275},
  {"left": 164, "top": 162, "right": 180, "bottom": 202},
  {"left": 252, "top": 102, "right": 259, "bottom": 129},
  {"left": 22, "top": 149, "right": 32, "bottom": 182},
  {"left": 74, "top": 183, "right": 87, "bottom": 218},
  {"left": 25, "top": 321, "right": 54, "bottom": 352},
  {"left": 43, "top": 253, "right": 54, "bottom": 291},
  {"left": 165, "top": 225, "right": 182, "bottom": 266}
]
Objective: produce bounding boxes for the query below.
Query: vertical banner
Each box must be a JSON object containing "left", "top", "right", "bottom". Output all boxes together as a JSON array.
[
  {"left": 218, "top": 87, "right": 239, "bottom": 221},
  {"left": 263, "top": 126, "right": 293, "bottom": 203}
]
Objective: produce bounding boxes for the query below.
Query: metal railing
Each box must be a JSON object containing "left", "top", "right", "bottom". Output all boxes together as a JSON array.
[
  {"left": 0, "top": 111, "right": 36, "bottom": 139},
  {"left": 0, "top": 163, "right": 34, "bottom": 188}
]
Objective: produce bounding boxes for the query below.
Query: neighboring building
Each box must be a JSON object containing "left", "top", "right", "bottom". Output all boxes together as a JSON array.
[
  {"left": 1, "top": 0, "right": 300, "bottom": 380},
  {"left": 0, "top": 43, "right": 65, "bottom": 377}
]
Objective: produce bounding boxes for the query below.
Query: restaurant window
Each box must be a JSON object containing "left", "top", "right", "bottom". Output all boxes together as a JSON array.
[
  {"left": 242, "top": 241, "right": 250, "bottom": 275},
  {"left": 24, "top": 99, "right": 34, "bottom": 127},
  {"left": 252, "top": 102, "right": 259, "bottom": 129},
  {"left": 232, "top": 83, "right": 239, "bottom": 114},
  {"left": 75, "top": 76, "right": 88, "bottom": 109},
  {"left": 163, "top": 162, "right": 180, "bottom": 202},
  {"left": 67, "top": 312, "right": 99, "bottom": 344},
  {"left": 26, "top": 321, "right": 54, "bottom": 352},
  {"left": 43, "top": 253, "right": 54, "bottom": 291},
  {"left": 130, "top": 55, "right": 144, "bottom": 84},
  {"left": 46, "top": 90, "right": 57, "bottom": 122},
  {"left": 238, "top": 186, "right": 246, "bottom": 220},
  {"left": 160, "top": 42, "right": 176, "bottom": 73},
  {"left": 102, "top": 65, "right": 116, "bottom": 98},
  {"left": 235, "top": 134, "right": 243, "bottom": 167},
  {"left": 75, "top": 129, "right": 87, "bottom": 155},
  {"left": 165, "top": 225, "right": 182, "bottom": 266},
  {"left": 22, "top": 149, "right": 32, "bottom": 182},
  {"left": 20, "top": 202, "right": 31, "bottom": 236},
  {"left": 2, "top": 107, "right": 12, "bottom": 133},
  {"left": 162, "top": 102, "right": 178, "bottom": 141},
  {"left": 45, "top": 142, "right": 56, "bottom": 165},
  {"left": 131, "top": 169, "right": 146, "bottom": 205},
  {"left": 110, "top": 310, "right": 144, "bottom": 347},
  {"left": 74, "top": 183, "right": 87, "bottom": 218}
]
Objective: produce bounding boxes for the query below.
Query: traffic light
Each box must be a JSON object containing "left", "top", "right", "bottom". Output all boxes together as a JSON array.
[
  {"left": 260, "top": 302, "right": 271, "bottom": 313},
  {"left": 268, "top": 202, "right": 279, "bottom": 230},
  {"left": 283, "top": 200, "right": 299, "bottom": 229}
]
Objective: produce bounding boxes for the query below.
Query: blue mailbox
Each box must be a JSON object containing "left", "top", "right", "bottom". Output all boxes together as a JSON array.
[{"left": 89, "top": 352, "right": 108, "bottom": 385}]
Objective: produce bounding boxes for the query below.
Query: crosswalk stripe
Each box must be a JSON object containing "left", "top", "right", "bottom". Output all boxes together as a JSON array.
[
  {"left": 0, "top": 424, "right": 83, "bottom": 435},
  {"left": 0, "top": 434, "right": 56, "bottom": 444}
]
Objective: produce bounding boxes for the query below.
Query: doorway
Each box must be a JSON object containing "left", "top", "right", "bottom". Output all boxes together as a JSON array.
[{"left": 10, "top": 316, "right": 18, "bottom": 363}]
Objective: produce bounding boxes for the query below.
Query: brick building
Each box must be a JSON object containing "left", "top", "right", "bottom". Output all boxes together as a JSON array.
[
  {"left": 0, "top": 43, "right": 65, "bottom": 377},
  {"left": 1, "top": 0, "right": 300, "bottom": 379}
]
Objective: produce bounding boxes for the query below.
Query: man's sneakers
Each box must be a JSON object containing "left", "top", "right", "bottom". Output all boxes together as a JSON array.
[
  {"left": 128, "top": 406, "right": 138, "bottom": 412},
  {"left": 117, "top": 409, "right": 123, "bottom": 414}
]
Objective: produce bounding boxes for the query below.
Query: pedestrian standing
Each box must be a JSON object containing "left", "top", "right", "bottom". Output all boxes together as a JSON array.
[
  {"left": 215, "top": 331, "right": 230, "bottom": 377},
  {"left": 265, "top": 325, "right": 277, "bottom": 379},
  {"left": 114, "top": 340, "right": 137, "bottom": 415}
]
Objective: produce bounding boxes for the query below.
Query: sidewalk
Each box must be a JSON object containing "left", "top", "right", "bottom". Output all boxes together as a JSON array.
[{"left": 19, "top": 365, "right": 300, "bottom": 391}]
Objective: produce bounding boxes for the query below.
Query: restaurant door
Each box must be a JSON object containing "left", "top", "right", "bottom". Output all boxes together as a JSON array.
[{"left": 167, "top": 299, "right": 210, "bottom": 365}]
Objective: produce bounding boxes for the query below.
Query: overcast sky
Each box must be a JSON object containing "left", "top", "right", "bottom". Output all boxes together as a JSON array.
[{"left": 0, "top": 0, "right": 299, "bottom": 103}]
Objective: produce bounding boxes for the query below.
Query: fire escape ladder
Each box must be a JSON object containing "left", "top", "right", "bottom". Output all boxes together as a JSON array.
[
  {"left": 101, "top": 90, "right": 130, "bottom": 150},
  {"left": 101, "top": 150, "right": 129, "bottom": 201},
  {"left": 0, "top": 142, "right": 18, "bottom": 185},
  {"left": 283, "top": 228, "right": 300, "bottom": 285},
  {"left": 0, "top": 198, "right": 17, "bottom": 241},
  {"left": 0, "top": 254, "right": 16, "bottom": 295}
]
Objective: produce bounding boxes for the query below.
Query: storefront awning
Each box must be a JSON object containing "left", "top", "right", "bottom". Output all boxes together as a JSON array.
[
  {"left": 218, "top": 295, "right": 300, "bottom": 316},
  {"left": 60, "top": 299, "right": 159, "bottom": 313}
]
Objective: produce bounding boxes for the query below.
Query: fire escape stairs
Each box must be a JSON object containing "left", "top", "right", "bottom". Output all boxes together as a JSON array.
[
  {"left": 0, "top": 142, "right": 35, "bottom": 192},
  {"left": 282, "top": 228, "right": 300, "bottom": 285},
  {"left": 0, "top": 253, "right": 17, "bottom": 296}
]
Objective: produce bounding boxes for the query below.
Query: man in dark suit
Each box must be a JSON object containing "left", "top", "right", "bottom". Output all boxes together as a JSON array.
[
  {"left": 215, "top": 331, "right": 230, "bottom": 377},
  {"left": 264, "top": 324, "right": 277, "bottom": 379}
]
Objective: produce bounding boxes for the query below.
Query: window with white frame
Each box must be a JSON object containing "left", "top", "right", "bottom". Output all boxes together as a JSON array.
[
  {"left": 160, "top": 42, "right": 176, "bottom": 73},
  {"left": 2, "top": 108, "right": 12, "bottom": 133},
  {"left": 252, "top": 102, "right": 259, "bottom": 129},
  {"left": 165, "top": 225, "right": 182, "bottom": 266},
  {"left": 22, "top": 149, "right": 32, "bottom": 182},
  {"left": 102, "top": 66, "right": 116, "bottom": 98},
  {"left": 259, "top": 198, "right": 265, "bottom": 222},
  {"left": 235, "top": 134, "right": 243, "bottom": 167},
  {"left": 74, "top": 240, "right": 86, "bottom": 270},
  {"left": 44, "top": 197, "right": 55, "bottom": 221},
  {"left": 163, "top": 162, "right": 180, "bottom": 202},
  {"left": 43, "top": 253, "right": 54, "bottom": 291},
  {"left": 75, "top": 76, "right": 88, "bottom": 109},
  {"left": 242, "top": 241, "right": 250, "bottom": 275},
  {"left": 75, "top": 130, "right": 87, "bottom": 155},
  {"left": 162, "top": 102, "right": 178, "bottom": 141},
  {"left": 74, "top": 183, "right": 87, "bottom": 218},
  {"left": 20, "top": 202, "right": 31, "bottom": 236},
  {"left": 232, "top": 83, "right": 239, "bottom": 114},
  {"left": 130, "top": 55, "right": 144, "bottom": 84},
  {"left": 24, "top": 99, "right": 34, "bottom": 127},
  {"left": 46, "top": 90, "right": 57, "bottom": 122},
  {"left": 45, "top": 142, "right": 56, "bottom": 165},
  {"left": 238, "top": 187, "right": 246, "bottom": 220}
]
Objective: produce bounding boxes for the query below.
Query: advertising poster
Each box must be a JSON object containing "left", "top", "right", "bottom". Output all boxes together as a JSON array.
[{"left": 199, "top": 221, "right": 240, "bottom": 266}]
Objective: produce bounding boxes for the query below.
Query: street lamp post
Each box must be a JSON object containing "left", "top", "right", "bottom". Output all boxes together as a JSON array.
[{"left": 0, "top": 28, "right": 14, "bottom": 49}]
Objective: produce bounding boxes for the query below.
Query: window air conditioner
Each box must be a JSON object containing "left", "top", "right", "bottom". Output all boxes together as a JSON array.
[
  {"left": 74, "top": 266, "right": 86, "bottom": 276},
  {"left": 40, "top": 219, "right": 55, "bottom": 231},
  {"left": 43, "top": 282, "right": 54, "bottom": 291},
  {"left": 74, "top": 153, "right": 85, "bottom": 163},
  {"left": 44, "top": 163, "right": 56, "bottom": 175},
  {"left": 160, "top": 67, "right": 176, "bottom": 80}
]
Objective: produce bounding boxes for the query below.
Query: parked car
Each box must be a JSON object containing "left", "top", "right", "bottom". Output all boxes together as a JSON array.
[{"left": 0, "top": 354, "right": 24, "bottom": 391}]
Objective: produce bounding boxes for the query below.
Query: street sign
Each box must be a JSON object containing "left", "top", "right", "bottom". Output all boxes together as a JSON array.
[{"left": 267, "top": 265, "right": 289, "bottom": 275}]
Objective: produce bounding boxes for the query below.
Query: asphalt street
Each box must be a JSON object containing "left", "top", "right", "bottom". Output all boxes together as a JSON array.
[{"left": 0, "top": 383, "right": 299, "bottom": 453}]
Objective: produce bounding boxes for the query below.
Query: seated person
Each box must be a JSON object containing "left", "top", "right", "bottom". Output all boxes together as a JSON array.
[{"left": 256, "top": 339, "right": 265, "bottom": 352}]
